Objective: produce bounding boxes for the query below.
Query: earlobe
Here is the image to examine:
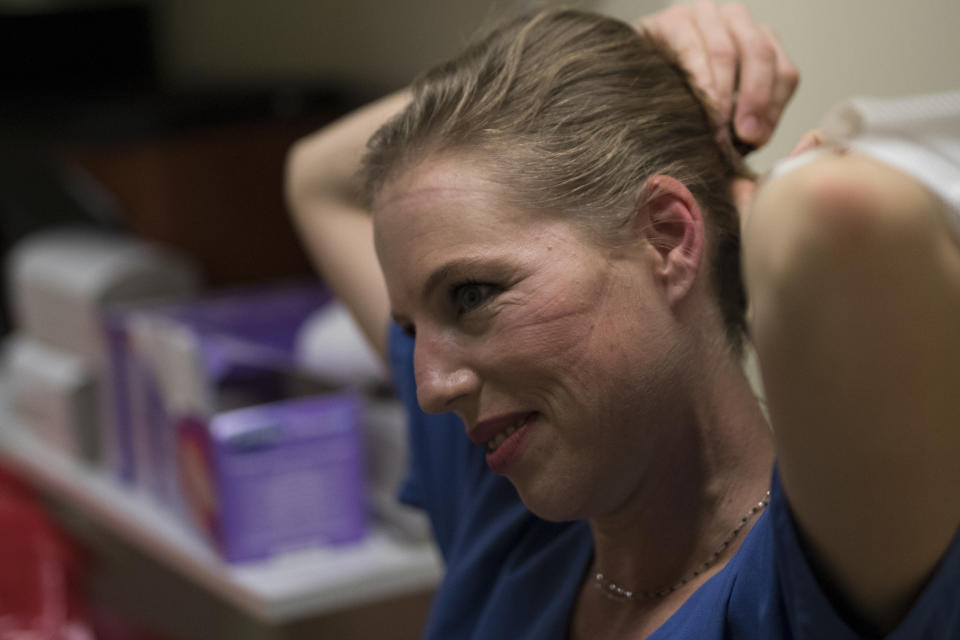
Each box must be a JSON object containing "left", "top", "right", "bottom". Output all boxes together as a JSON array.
[{"left": 637, "top": 175, "right": 705, "bottom": 304}]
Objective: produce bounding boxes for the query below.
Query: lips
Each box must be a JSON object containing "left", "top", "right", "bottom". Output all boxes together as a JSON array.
[
  {"left": 468, "top": 411, "right": 536, "bottom": 448},
  {"left": 484, "top": 413, "right": 536, "bottom": 474}
]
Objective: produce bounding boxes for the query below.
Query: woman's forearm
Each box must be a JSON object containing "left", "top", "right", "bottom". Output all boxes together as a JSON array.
[{"left": 285, "top": 90, "right": 411, "bottom": 359}]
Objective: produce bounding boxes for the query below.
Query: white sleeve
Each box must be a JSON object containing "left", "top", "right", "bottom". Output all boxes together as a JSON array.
[{"left": 772, "top": 90, "right": 960, "bottom": 241}]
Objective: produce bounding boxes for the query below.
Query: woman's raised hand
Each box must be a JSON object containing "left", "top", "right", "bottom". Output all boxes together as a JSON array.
[{"left": 638, "top": 1, "right": 799, "bottom": 150}]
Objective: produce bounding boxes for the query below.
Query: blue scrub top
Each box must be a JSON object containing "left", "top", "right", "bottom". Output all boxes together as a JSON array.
[{"left": 388, "top": 323, "right": 960, "bottom": 639}]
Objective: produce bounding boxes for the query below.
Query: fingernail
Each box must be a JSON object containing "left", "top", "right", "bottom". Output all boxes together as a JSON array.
[
  {"left": 737, "top": 115, "right": 765, "bottom": 142},
  {"left": 788, "top": 131, "right": 817, "bottom": 157}
]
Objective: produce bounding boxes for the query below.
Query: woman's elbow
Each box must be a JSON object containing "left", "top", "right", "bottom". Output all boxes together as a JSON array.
[{"left": 742, "top": 152, "right": 947, "bottom": 325}]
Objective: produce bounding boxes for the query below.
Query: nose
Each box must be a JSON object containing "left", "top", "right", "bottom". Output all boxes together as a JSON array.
[{"left": 413, "top": 331, "right": 479, "bottom": 415}]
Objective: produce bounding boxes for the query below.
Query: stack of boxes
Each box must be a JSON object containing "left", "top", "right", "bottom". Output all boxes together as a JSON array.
[
  {"left": 5, "top": 228, "right": 426, "bottom": 563},
  {"left": 6, "top": 228, "right": 201, "bottom": 467}
]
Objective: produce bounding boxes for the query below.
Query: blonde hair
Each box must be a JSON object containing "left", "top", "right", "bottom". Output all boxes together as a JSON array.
[{"left": 363, "top": 9, "right": 748, "bottom": 350}]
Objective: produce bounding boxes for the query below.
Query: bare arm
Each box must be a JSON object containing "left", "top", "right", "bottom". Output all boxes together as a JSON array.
[
  {"left": 285, "top": 90, "right": 411, "bottom": 360},
  {"left": 743, "top": 151, "right": 960, "bottom": 633}
]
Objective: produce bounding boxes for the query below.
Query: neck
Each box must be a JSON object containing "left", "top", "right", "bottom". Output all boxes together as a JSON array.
[{"left": 586, "top": 345, "right": 774, "bottom": 603}]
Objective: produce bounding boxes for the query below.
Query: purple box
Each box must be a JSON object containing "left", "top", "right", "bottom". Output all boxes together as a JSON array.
[
  {"left": 103, "top": 282, "right": 373, "bottom": 561},
  {"left": 179, "top": 394, "right": 368, "bottom": 563},
  {"left": 103, "top": 282, "right": 332, "bottom": 490}
]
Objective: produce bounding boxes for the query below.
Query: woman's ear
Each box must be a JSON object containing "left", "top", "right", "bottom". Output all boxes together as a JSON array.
[{"left": 635, "top": 175, "right": 705, "bottom": 305}]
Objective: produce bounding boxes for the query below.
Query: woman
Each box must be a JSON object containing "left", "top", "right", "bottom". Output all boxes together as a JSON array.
[{"left": 287, "top": 5, "right": 960, "bottom": 639}]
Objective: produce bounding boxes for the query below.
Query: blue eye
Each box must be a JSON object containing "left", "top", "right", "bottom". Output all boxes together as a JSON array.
[{"left": 451, "top": 282, "right": 500, "bottom": 315}]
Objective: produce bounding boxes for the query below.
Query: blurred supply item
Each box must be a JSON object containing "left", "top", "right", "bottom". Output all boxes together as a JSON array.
[
  {"left": 3, "top": 274, "right": 423, "bottom": 566},
  {"left": 7, "top": 227, "right": 200, "bottom": 362},
  {"left": 4, "top": 228, "right": 200, "bottom": 475},
  {"left": 190, "top": 394, "right": 368, "bottom": 563},
  {"left": 6, "top": 336, "right": 99, "bottom": 463},
  {"left": 122, "top": 313, "right": 209, "bottom": 511},
  {"left": 0, "top": 464, "right": 94, "bottom": 640},
  {"left": 107, "top": 281, "right": 383, "bottom": 562},
  {"left": 294, "top": 298, "right": 426, "bottom": 537},
  {"left": 110, "top": 282, "right": 331, "bottom": 510},
  {"left": 104, "top": 280, "right": 429, "bottom": 561},
  {"left": 294, "top": 300, "right": 389, "bottom": 388},
  {"left": 0, "top": 153, "right": 129, "bottom": 336}
]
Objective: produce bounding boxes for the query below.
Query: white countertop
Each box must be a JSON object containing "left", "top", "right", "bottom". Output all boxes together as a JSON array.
[{"left": 0, "top": 413, "right": 442, "bottom": 623}]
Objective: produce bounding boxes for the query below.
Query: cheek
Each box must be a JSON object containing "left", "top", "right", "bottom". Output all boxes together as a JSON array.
[
  {"left": 478, "top": 280, "right": 628, "bottom": 390},
  {"left": 498, "top": 280, "right": 673, "bottom": 414},
  {"left": 495, "top": 290, "right": 596, "bottom": 356}
]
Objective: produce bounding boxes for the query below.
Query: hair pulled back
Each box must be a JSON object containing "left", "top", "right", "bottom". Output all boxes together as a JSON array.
[{"left": 363, "top": 9, "right": 749, "bottom": 351}]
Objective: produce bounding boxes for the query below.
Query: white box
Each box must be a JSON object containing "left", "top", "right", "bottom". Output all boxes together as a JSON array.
[
  {"left": 7, "top": 228, "right": 200, "bottom": 363},
  {"left": 7, "top": 335, "right": 100, "bottom": 462}
]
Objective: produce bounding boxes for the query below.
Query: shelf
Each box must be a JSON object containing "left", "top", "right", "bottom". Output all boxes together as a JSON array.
[{"left": 0, "top": 408, "right": 442, "bottom": 623}]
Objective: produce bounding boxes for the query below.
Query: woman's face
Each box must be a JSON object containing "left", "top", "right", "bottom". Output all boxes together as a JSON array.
[{"left": 374, "top": 154, "right": 686, "bottom": 521}]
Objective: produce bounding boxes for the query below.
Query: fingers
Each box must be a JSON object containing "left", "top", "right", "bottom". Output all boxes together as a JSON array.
[
  {"left": 639, "top": 2, "right": 800, "bottom": 151},
  {"left": 691, "top": 0, "right": 738, "bottom": 124},
  {"left": 720, "top": 4, "right": 799, "bottom": 147},
  {"left": 639, "top": 3, "right": 735, "bottom": 123},
  {"left": 719, "top": 3, "right": 774, "bottom": 144}
]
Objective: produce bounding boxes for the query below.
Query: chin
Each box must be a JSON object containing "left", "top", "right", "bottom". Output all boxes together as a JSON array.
[{"left": 511, "top": 476, "right": 589, "bottom": 523}]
